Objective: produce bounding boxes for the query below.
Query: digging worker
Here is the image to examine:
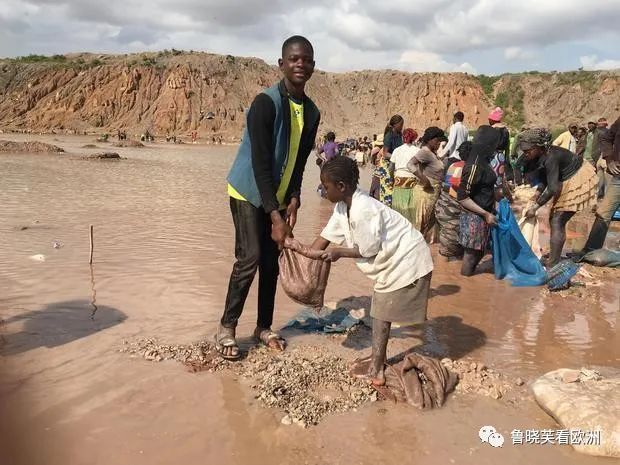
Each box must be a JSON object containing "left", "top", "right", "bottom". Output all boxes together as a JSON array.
[{"left": 215, "top": 36, "right": 321, "bottom": 360}]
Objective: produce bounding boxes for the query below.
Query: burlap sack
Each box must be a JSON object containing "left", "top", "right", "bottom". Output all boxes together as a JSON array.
[{"left": 279, "top": 248, "right": 331, "bottom": 308}]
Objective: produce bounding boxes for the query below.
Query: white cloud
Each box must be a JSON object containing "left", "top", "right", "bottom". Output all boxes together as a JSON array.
[
  {"left": 504, "top": 47, "right": 534, "bottom": 61},
  {"left": 579, "top": 55, "right": 620, "bottom": 71},
  {"left": 399, "top": 50, "right": 477, "bottom": 74},
  {"left": 0, "top": 0, "right": 619, "bottom": 74}
]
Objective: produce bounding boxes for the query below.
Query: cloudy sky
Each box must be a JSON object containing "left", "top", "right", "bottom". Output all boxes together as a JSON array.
[{"left": 1, "top": 0, "right": 620, "bottom": 75}]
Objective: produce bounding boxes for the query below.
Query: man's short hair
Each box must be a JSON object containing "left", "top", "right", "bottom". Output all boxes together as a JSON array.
[
  {"left": 282, "top": 35, "right": 314, "bottom": 57},
  {"left": 454, "top": 111, "right": 464, "bottom": 122}
]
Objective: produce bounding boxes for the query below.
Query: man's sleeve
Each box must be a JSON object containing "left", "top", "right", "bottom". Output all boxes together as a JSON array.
[
  {"left": 442, "top": 127, "right": 457, "bottom": 157},
  {"left": 601, "top": 120, "right": 619, "bottom": 162},
  {"left": 248, "top": 94, "right": 279, "bottom": 213},
  {"left": 553, "top": 133, "right": 564, "bottom": 147}
]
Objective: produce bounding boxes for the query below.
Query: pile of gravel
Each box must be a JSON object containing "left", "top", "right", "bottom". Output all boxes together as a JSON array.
[{"left": 239, "top": 346, "right": 376, "bottom": 427}]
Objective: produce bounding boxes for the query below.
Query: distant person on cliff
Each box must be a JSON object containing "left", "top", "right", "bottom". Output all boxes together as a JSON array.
[
  {"left": 553, "top": 124, "right": 578, "bottom": 153},
  {"left": 579, "top": 115, "right": 620, "bottom": 255},
  {"left": 440, "top": 111, "right": 468, "bottom": 159},
  {"left": 216, "top": 35, "right": 321, "bottom": 360},
  {"left": 376, "top": 115, "right": 404, "bottom": 206}
]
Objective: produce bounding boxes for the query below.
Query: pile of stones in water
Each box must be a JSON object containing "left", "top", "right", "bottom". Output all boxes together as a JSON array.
[
  {"left": 440, "top": 358, "right": 523, "bottom": 399},
  {"left": 120, "top": 339, "right": 375, "bottom": 427},
  {"left": 239, "top": 346, "right": 376, "bottom": 427}
]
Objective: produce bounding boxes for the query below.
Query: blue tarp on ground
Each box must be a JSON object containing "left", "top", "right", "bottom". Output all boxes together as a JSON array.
[
  {"left": 283, "top": 307, "right": 363, "bottom": 333},
  {"left": 491, "top": 199, "right": 548, "bottom": 287}
]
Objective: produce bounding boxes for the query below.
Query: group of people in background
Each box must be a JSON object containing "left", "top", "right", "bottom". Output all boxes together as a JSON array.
[
  {"left": 317, "top": 108, "right": 620, "bottom": 277},
  {"left": 220, "top": 35, "right": 619, "bottom": 385}
]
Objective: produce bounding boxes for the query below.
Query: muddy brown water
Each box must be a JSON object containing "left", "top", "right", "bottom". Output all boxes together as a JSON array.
[{"left": 1, "top": 135, "right": 618, "bottom": 465}]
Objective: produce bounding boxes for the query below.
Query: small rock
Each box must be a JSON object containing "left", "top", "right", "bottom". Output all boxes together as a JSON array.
[
  {"left": 469, "top": 362, "right": 477, "bottom": 371},
  {"left": 562, "top": 370, "right": 581, "bottom": 384},
  {"left": 515, "top": 378, "right": 525, "bottom": 386},
  {"left": 281, "top": 415, "right": 292, "bottom": 425}
]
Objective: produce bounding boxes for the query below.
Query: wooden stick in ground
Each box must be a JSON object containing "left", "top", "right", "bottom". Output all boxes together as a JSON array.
[{"left": 89, "top": 224, "right": 94, "bottom": 265}]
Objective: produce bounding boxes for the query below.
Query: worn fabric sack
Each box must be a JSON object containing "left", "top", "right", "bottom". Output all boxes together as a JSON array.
[
  {"left": 579, "top": 248, "right": 620, "bottom": 268},
  {"left": 279, "top": 248, "right": 331, "bottom": 308}
]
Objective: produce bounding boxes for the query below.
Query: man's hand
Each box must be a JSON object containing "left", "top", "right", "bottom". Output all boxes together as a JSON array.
[
  {"left": 270, "top": 213, "right": 292, "bottom": 249},
  {"left": 607, "top": 159, "right": 620, "bottom": 176},
  {"left": 484, "top": 212, "right": 498, "bottom": 226},
  {"left": 286, "top": 198, "right": 300, "bottom": 229}
]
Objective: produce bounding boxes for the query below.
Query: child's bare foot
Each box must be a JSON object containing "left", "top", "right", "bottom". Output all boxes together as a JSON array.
[{"left": 350, "top": 357, "right": 386, "bottom": 386}]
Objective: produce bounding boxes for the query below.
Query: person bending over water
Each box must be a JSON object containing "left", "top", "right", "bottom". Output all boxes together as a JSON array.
[
  {"left": 518, "top": 128, "right": 598, "bottom": 268},
  {"left": 287, "top": 157, "right": 433, "bottom": 385}
]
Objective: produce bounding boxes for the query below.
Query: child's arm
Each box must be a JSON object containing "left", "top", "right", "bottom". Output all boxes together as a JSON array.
[
  {"left": 321, "top": 245, "right": 362, "bottom": 262},
  {"left": 284, "top": 237, "right": 330, "bottom": 260}
]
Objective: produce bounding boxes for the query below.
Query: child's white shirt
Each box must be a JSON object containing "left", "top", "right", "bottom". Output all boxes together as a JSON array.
[{"left": 320, "top": 189, "right": 434, "bottom": 292}]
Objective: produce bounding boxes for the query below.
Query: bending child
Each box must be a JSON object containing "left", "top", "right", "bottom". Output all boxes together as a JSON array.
[{"left": 287, "top": 157, "right": 434, "bottom": 385}]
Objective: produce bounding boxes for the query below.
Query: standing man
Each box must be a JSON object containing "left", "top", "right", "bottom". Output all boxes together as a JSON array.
[
  {"left": 216, "top": 36, "right": 320, "bottom": 360},
  {"left": 580, "top": 115, "right": 620, "bottom": 253},
  {"left": 553, "top": 124, "right": 578, "bottom": 152},
  {"left": 440, "top": 111, "right": 469, "bottom": 159},
  {"left": 593, "top": 118, "right": 610, "bottom": 200}
]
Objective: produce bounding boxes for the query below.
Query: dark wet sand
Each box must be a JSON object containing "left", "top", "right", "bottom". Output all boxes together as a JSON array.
[{"left": 0, "top": 134, "right": 618, "bottom": 464}]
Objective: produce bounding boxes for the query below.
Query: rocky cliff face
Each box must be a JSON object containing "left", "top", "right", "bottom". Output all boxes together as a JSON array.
[{"left": 0, "top": 52, "right": 619, "bottom": 140}]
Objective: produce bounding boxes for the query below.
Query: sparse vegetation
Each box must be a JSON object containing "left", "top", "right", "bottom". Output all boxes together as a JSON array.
[
  {"left": 556, "top": 70, "right": 598, "bottom": 91},
  {"left": 141, "top": 56, "right": 158, "bottom": 67},
  {"left": 476, "top": 74, "right": 501, "bottom": 99}
]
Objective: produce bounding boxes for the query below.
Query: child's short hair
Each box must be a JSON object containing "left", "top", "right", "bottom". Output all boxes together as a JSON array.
[{"left": 321, "top": 156, "right": 359, "bottom": 188}]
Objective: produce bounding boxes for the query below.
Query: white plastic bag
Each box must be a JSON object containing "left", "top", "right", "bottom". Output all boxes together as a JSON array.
[{"left": 518, "top": 202, "right": 542, "bottom": 258}]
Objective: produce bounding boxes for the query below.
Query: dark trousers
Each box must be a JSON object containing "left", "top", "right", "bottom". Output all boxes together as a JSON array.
[
  {"left": 221, "top": 198, "right": 281, "bottom": 329},
  {"left": 583, "top": 175, "right": 620, "bottom": 252}
]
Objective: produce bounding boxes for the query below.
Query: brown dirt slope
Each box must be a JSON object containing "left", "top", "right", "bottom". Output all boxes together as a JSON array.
[{"left": 0, "top": 52, "right": 619, "bottom": 140}]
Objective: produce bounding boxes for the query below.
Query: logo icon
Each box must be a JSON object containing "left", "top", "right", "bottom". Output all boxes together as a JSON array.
[{"left": 479, "top": 426, "right": 505, "bottom": 448}]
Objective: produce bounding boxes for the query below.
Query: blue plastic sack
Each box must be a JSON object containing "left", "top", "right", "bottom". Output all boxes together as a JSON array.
[
  {"left": 491, "top": 199, "right": 548, "bottom": 286},
  {"left": 283, "top": 307, "right": 363, "bottom": 333}
]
